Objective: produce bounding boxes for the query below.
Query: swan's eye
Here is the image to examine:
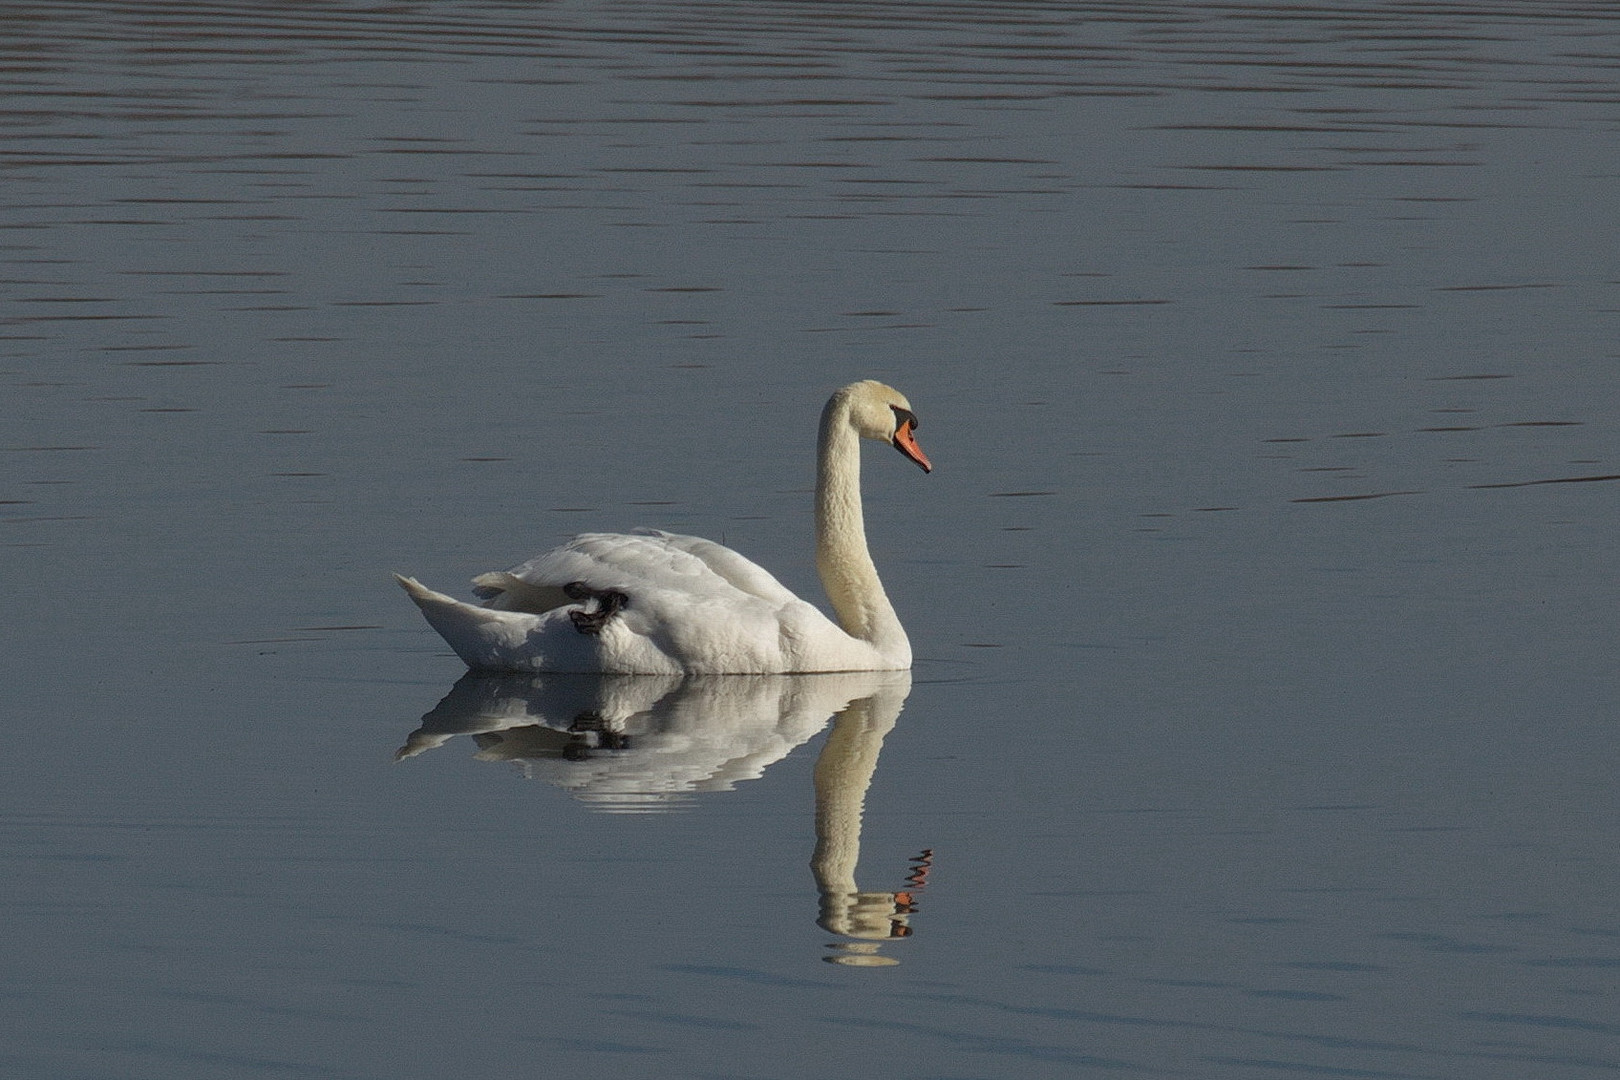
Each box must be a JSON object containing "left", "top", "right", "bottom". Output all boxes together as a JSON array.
[{"left": 891, "top": 405, "right": 918, "bottom": 432}]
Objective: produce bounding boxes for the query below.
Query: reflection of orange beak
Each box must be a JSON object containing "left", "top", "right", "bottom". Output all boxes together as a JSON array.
[{"left": 893, "top": 421, "right": 932, "bottom": 473}]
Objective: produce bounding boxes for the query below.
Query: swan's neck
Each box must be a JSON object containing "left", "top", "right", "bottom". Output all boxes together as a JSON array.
[{"left": 816, "top": 397, "right": 910, "bottom": 666}]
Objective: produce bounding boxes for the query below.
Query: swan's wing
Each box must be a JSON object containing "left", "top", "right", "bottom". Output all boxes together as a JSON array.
[
  {"left": 496, "top": 530, "right": 800, "bottom": 608},
  {"left": 628, "top": 529, "right": 801, "bottom": 606},
  {"left": 418, "top": 531, "right": 880, "bottom": 673},
  {"left": 402, "top": 564, "right": 884, "bottom": 674},
  {"left": 469, "top": 571, "right": 572, "bottom": 613}
]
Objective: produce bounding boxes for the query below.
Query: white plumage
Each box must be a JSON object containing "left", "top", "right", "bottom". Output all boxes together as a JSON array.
[{"left": 396, "top": 380, "right": 932, "bottom": 674}]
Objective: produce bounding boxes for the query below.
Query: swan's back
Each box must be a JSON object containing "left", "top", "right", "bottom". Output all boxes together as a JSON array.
[{"left": 500, "top": 529, "right": 801, "bottom": 610}]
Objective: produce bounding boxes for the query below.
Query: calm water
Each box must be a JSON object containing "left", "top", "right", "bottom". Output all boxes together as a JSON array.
[{"left": 4, "top": 2, "right": 1619, "bottom": 1077}]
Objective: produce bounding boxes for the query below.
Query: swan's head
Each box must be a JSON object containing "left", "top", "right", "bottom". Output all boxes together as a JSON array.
[{"left": 838, "top": 379, "right": 932, "bottom": 473}]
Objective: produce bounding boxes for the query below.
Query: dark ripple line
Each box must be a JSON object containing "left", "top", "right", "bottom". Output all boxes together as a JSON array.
[
  {"left": 1292, "top": 491, "right": 1422, "bottom": 503},
  {"left": 1470, "top": 473, "right": 1620, "bottom": 489}
]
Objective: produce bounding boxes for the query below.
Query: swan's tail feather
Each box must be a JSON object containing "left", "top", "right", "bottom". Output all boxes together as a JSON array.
[
  {"left": 395, "top": 573, "right": 452, "bottom": 606},
  {"left": 394, "top": 573, "right": 547, "bottom": 670}
]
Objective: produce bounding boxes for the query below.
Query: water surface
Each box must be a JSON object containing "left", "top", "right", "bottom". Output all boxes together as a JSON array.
[{"left": 3, "top": 3, "right": 1618, "bottom": 1078}]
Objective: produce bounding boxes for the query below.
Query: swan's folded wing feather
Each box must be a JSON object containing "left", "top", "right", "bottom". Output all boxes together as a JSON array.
[
  {"left": 628, "top": 529, "right": 800, "bottom": 606},
  {"left": 606, "top": 584, "right": 796, "bottom": 673},
  {"left": 500, "top": 530, "right": 798, "bottom": 607},
  {"left": 470, "top": 571, "right": 573, "bottom": 613}
]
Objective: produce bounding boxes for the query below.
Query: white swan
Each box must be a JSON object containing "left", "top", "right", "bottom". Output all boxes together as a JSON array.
[{"left": 395, "top": 380, "right": 932, "bottom": 674}]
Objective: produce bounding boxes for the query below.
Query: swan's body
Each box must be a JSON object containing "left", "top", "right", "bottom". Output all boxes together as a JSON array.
[{"left": 396, "top": 380, "right": 931, "bottom": 675}]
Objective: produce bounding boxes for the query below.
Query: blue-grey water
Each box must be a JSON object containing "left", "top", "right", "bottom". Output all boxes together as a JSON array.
[{"left": 4, "top": 3, "right": 1619, "bottom": 1077}]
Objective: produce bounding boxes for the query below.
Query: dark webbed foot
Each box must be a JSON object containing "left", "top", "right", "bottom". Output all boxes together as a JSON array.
[{"left": 564, "top": 581, "right": 629, "bottom": 635}]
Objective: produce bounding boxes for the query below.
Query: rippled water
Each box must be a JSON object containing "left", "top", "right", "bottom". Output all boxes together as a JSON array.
[{"left": 4, "top": 3, "right": 1619, "bottom": 1078}]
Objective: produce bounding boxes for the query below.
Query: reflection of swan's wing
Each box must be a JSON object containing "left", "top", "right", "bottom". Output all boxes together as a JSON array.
[
  {"left": 526, "top": 673, "right": 897, "bottom": 812},
  {"left": 398, "top": 671, "right": 909, "bottom": 814},
  {"left": 395, "top": 672, "right": 681, "bottom": 759}
]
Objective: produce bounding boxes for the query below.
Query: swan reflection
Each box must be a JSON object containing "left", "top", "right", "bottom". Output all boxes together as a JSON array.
[{"left": 397, "top": 670, "right": 927, "bottom": 962}]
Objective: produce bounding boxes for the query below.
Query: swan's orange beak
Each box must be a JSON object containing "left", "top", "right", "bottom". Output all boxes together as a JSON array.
[{"left": 893, "top": 419, "right": 932, "bottom": 473}]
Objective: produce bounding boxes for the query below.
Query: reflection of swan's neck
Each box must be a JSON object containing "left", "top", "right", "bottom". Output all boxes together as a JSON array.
[
  {"left": 812, "top": 683, "right": 909, "bottom": 940},
  {"left": 816, "top": 395, "right": 909, "bottom": 666}
]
